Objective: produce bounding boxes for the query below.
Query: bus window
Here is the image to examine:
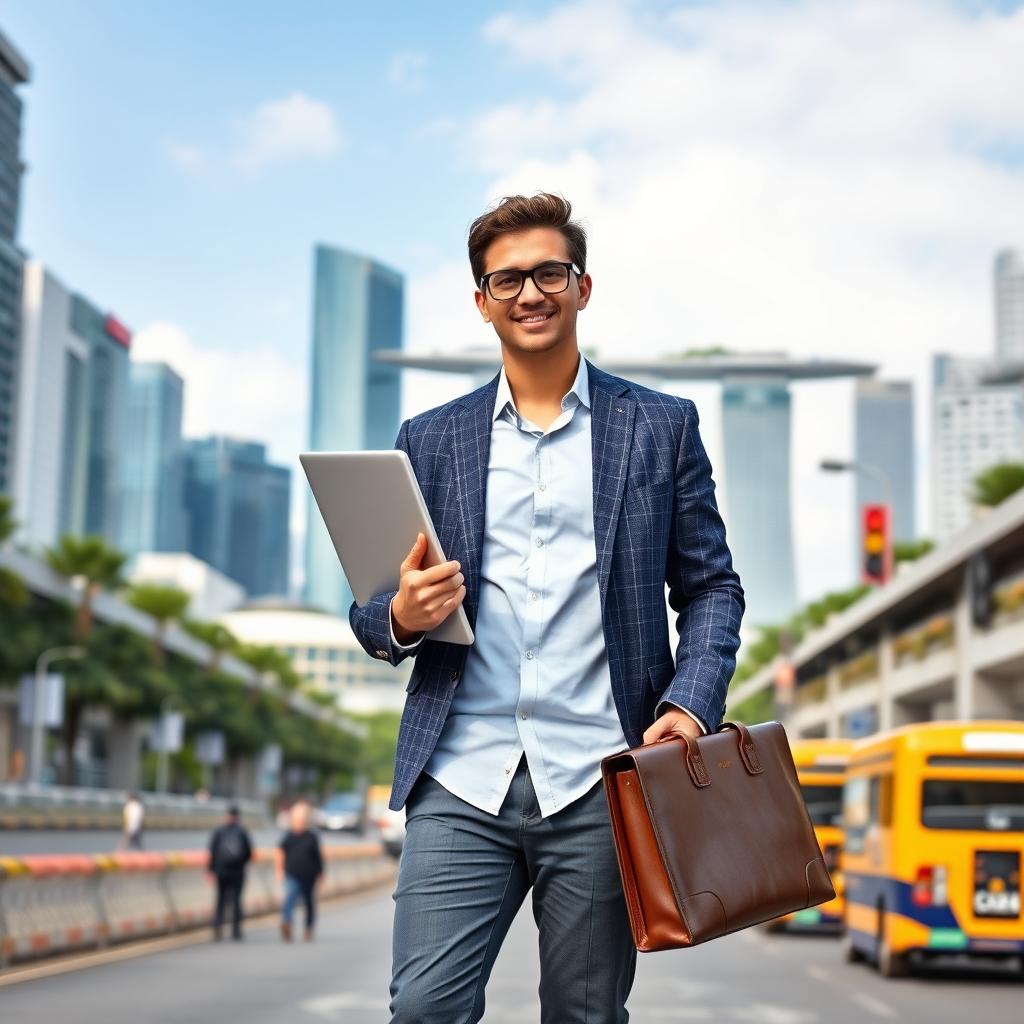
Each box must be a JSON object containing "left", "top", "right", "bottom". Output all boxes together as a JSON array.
[
  {"left": 921, "top": 780, "right": 1024, "bottom": 831},
  {"left": 844, "top": 776, "right": 870, "bottom": 853},
  {"left": 801, "top": 784, "right": 843, "bottom": 827}
]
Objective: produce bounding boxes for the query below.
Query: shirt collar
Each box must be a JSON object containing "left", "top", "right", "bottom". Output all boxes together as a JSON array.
[{"left": 492, "top": 353, "right": 591, "bottom": 423}]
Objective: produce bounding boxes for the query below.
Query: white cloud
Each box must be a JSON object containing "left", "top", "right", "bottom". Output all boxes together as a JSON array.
[
  {"left": 232, "top": 91, "right": 343, "bottom": 170},
  {"left": 131, "top": 321, "right": 308, "bottom": 530},
  {"left": 389, "top": 50, "right": 429, "bottom": 92},
  {"left": 410, "top": 0, "right": 1024, "bottom": 609},
  {"left": 163, "top": 139, "right": 207, "bottom": 174}
]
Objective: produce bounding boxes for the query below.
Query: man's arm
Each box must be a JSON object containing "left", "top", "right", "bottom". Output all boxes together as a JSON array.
[
  {"left": 348, "top": 418, "right": 425, "bottom": 666},
  {"left": 656, "top": 398, "right": 745, "bottom": 733}
]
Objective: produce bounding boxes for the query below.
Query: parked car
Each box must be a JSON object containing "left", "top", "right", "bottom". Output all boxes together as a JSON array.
[{"left": 316, "top": 791, "right": 366, "bottom": 833}]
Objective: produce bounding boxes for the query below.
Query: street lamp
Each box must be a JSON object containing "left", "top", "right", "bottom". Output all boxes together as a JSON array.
[
  {"left": 29, "top": 645, "right": 85, "bottom": 785},
  {"left": 819, "top": 459, "right": 893, "bottom": 510},
  {"left": 155, "top": 694, "right": 181, "bottom": 794}
]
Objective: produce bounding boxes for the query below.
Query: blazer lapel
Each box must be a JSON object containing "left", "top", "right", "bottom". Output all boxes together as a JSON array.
[{"left": 588, "top": 361, "right": 635, "bottom": 615}]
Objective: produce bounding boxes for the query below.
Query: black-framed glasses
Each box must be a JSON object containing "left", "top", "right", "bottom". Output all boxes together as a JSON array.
[{"left": 479, "top": 260, "right": 582, "bottom": 301}]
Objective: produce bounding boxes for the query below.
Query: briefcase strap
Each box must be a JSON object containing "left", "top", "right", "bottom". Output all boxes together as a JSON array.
[{"left": 715, "top": 721, "right": 765, "bottom": 775}]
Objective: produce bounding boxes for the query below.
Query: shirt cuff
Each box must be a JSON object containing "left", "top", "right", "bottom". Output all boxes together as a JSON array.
[
  {"left": 658, "top": 700, "right": 709, "bottom": 734},
  {"left": 389, "top": 597, "right": 425, "bottom": 651}
]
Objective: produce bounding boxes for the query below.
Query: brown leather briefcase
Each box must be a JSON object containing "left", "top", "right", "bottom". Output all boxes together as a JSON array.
[{"left": 601, "top": 720, "right": 835, "bottom": 951}]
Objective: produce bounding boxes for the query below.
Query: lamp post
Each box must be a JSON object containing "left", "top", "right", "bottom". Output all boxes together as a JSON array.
[
  {"left": 29, "top": 646, "right": 85, "bottom": 785},
  {"left": 819, "top": 459, "right": 893, "bottom": 511},
  {"left": 155, "top": 694, "right": 180, "bottom": 794}
]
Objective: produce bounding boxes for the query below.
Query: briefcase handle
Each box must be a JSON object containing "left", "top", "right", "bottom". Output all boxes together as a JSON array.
[{"left": 656, "top": 720, "right": 765, "bottom": 788}]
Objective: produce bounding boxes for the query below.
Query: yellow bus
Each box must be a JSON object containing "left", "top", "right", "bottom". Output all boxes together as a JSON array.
[
  {"left": 841, "top": 721, "right": 1024, "bottom": 977},
  {"left": 772, "top": 738, "right": 852, "bottom": 931}
]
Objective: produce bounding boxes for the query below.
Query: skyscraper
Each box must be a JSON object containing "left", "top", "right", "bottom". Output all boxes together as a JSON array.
[
  {"left": 69, "top": 295, "right": 131, "bottom": 542},
  {"left": 184, "top": 436, "right": 291, "bottom": 599},
  {"left": 995, "top": 249, "right": 1024, "bottom": 363},
  {"left": 0, "top": 31, "right": 29, "bottom": 496},
  {"left": 13, "top": 263, "right": 133, "bottom": 550},
  {"left": 304, "top": 244, "right": 404, "bottom": 617},
  {"left": 932, "top": 354, "right": 1024, "bottom": 542},
  {"left": 854, "top": 379, "right": 915, "bottom": 563},
  {"left": 119, "top": 361, "right": 187, "bottom": 557},
  {"left": 721, "top": 379, "right": 797, "bottom": 629}
]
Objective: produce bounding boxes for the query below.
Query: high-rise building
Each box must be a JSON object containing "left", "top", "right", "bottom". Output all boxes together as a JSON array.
[
  {"left": 13, "top": 263, "right": 133, "bottom": 550},
  {"left": 0, "top": 31, "right": 30, "bottom": 496},
  {"left": 932, "top": 354, "right": 1024, "bottom": 542},
  {"left": 69, "top": 295, "right": 131, "bottom": 542},
  {"left": 304, "top": 244, "right": 404, "bottom": 617},
  {"left": 184, "top": 436, "right": 291, "bottom": 599},
  {"left": 721, "top": 379, "right": 797, "bottom": 629},
  {"left": 119, "top": 361, "right": 187, "bottom": 556},
  {"left": 995, "top": 249, "right": 1024, "bottom": 363},
  {"left": 13, "top": 263, "right": 89, "bottom": 549},
  {"left": 854, "top": 379, "right": 915, "bottom": 563}
]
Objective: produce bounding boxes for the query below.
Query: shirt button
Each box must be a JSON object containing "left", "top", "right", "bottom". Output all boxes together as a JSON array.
[
  {"left": 525, "top": 650, "right": 533, "bottom": 660},
  {"left": 536, "top": 538, "right": 543, "bottom": 547},
  {"left": 520, "top": 712, "right": 528, "bottom": 720},
  {"left": 529, "top": 592, "right": 538, "bottom": 601},
  {"left": 538, "top": 482, "right": 547, "bottom": 491}
]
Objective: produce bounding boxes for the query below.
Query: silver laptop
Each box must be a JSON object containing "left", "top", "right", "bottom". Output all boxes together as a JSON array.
[{"left": 300, "top": 450, "right": 474, "bottom": 646}]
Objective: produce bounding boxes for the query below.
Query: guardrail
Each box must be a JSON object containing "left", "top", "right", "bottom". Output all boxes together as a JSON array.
[
  {"left": 0, "top": 844, "right": 395, "bottom": 967},
  {"left": 0, "top": 784, "right": 268, "bottom": 831}
]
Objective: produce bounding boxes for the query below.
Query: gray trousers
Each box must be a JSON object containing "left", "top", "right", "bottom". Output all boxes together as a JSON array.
[{"left": 389, "top": 757, "right": 636, "bottom": 1023}]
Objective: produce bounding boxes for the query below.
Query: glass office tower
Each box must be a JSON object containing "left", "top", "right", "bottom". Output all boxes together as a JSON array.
[
  {"left": 119, "top": 361, "right": 188, "bottom": 556},
  {"left": 721, "top": 378, "right": 797, "bottom": 629},
  {"left": 185, "top": 436, "right": 291, "bottom": 599},
  {"left": 0, "top": 31, "right": 29, "bottom": 495},
  {"left": 304, "top": 244, "right": 404, "bottom": 617}
]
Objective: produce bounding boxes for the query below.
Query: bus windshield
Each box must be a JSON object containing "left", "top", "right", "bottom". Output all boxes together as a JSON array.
[
  {"left": 921, "top": 780, "right": 1024, "bottom": 832},
  {"left": 800, "top": 784, "right": 843, "bottom": 827}
]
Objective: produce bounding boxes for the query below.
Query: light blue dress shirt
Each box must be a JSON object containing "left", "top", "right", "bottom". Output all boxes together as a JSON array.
[{"left": 391, "top": 354, "right": 703, "bottom": 818}]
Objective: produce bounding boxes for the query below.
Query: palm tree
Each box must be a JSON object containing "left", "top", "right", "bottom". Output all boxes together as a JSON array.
[
  {"left": 44, "top": 534, "right": 127, "bottom": 783},
  {"left": 182, "top": 619, "right": 239, "bottom": 675},
  {"left": 45, "top": 535, "right": 127, "bottom": 643},
  {"left": 0, "top": 495, "right": 27, "bottom": 608},
  {"left": 126, "top": 584, "right": 191, "bottom": 666},
  {"left": 235, "top": 643, "right": 302, "bottom": 691}
]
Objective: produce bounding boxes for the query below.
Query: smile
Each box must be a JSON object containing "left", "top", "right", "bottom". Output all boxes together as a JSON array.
[{"left": 513, "top": 311, "right": 556, "bottom": 325}]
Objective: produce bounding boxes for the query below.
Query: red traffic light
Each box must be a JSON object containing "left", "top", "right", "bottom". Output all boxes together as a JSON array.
[{"left": 861, "top": 504, "right": 890, "bottom": 585}]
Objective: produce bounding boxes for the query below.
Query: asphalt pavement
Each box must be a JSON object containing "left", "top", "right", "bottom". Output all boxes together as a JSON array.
[{"left": 1, "top": 886, "right": 1021, "bottom": 1022}]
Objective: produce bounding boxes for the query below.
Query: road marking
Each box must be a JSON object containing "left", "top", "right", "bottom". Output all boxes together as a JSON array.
[
  {"left": 300, "top": 993, "right": 387, "bottom": 1017},
  {"left": 851, "top": 991, "right": 897, "bottom": 1018},
  {"left": 803, "top": 964, "right": 833, "bottom": 984},
  {"left": 733, "top": 1004, "right": 818, "bottom": 1023}
]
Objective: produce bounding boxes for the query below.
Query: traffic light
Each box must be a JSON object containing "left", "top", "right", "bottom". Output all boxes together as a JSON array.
[{"left": 861, "top": 504, "right": 890, "bottom": 585}]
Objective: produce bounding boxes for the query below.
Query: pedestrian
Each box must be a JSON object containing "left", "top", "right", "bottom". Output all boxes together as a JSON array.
[
  {"left": 350, "top": 193, "right": 745, "bottom": 1023},
  {"left": 275, "top": 800, "right": 323, "bottom": 941},
  {"left": 121, "top": 791, "right": 144, "bottom": 850},
  {"left": 208, "top": 804, "right": 253, "bottom": 941}
]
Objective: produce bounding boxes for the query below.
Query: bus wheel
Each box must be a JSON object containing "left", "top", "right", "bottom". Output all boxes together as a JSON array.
[
  {"left": 876, "top": 911, "right": 909, "bottom": 979},
  {"left": 842, "top": 931, "right": 866, "bottom": 963}
]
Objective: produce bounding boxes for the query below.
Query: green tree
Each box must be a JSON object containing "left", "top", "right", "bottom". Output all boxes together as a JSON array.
[
  {"left": 45, "top": 535, "right": 127, "bottom": 643},
  {"left": 126, "top": 584, "right": 191, "bottom": 666},
  {"left": 971, "top": 462, "right": 1024, "bottom": 508},
  {"left": 894, "top": 538, "right": 934, "bottom": 563},
  {"left": 234, "top": 643, "right": 302, "bottom": 691},
  {"left": 0, "top": 496, "right": 27, "bottom": 609},
  {"left": 182, "top": 620, "right": 239, "bottom": 675}
]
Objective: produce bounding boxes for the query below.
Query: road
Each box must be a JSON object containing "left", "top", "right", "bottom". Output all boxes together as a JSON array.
[
  {"left": 0, "top": 827, "right": 369, "bottom": 855},
  {"left": 1, "top": 888, "right": 1020, "bottom": 1021}
]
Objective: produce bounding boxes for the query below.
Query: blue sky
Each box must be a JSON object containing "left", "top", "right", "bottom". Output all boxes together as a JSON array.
[{"left": 3, "top": 0, "right": 1024, "bottom": 604}]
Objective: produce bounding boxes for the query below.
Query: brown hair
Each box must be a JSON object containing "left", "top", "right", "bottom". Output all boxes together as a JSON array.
[{"left": 467, "top": 192, "right": 587, "bottom": 286}]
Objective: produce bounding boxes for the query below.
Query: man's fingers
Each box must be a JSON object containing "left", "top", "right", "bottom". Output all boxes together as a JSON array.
[{"left": 401, "top": 533, "right": 427, "bottom": 571}]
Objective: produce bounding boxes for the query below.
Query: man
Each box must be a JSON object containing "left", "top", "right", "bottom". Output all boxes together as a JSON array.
[
  {"left": 275, "top": 800, "right": 323, "bottom": 941},
  {"left": 350, "top": 193, "right": 744, "bottom": 1023},
  {"left": 121, "top": 792, "right": 144, "bottom": 850},
  {"left": 207, "top": 805, "right": 253, "bottom": 941}
]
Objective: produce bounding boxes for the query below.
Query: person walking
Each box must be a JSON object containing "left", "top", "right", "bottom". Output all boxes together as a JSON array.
[
  {"left": 121, "top": 792, "right": 144, "bottom": 850},
  {"left": 349, "top": 193, "right": 745, "bottom": 1023},
  {"left": 208, "top": 805, "right": 252, "bottom": 941},
  {"left": 276, "top": 800, "right": 323, "bottom": 941}
]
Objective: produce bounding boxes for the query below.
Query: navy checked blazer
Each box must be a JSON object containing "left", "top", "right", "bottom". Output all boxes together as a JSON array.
[{"left": 350, "top": 358, "right": 745, "bottom": 811}]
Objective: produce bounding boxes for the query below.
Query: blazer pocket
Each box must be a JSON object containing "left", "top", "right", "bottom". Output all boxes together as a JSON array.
[
  {"left": 624, "top": 475, "right": 672, "bottom": 504},
  {"left": 647, "top": 657, "right": 676, "bottom": 694}
]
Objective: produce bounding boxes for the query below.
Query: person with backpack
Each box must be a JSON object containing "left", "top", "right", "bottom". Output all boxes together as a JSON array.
[{"left": 208, "top": 805, "right": 253, "bottom": 940}]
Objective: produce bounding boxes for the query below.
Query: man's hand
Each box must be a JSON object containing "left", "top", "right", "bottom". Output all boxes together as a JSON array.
[
  {"left": 642, "top": 709, "right": 703, "bottom": 746},
  {"left": 391, "top": 533, "right": 466, "bottom": 644}
]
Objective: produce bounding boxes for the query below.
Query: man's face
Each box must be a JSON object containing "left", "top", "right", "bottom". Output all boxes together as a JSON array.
[{"left": 474, "top": 226, "right": 592, "bottom": 356}]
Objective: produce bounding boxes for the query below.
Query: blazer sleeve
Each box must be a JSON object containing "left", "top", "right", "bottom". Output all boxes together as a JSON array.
[
  {"left": 348, "top": 418, "right": 424, "bottom": 668},
  {"left": 658, "top": 398, "right": 745, "bottom": 730}
]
